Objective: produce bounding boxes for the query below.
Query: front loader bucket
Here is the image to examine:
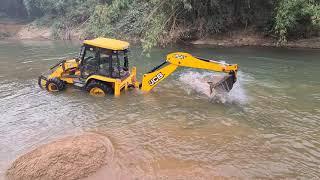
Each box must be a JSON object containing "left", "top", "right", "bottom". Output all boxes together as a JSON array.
[
  {"left": 38, "top": 75, "right": 48, "bottom": 89},
  {"left": 208, "top": 73, "right": 237, "bottom": 94}
]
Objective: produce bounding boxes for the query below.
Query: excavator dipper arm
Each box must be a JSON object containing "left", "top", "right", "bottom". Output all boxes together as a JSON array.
[{"left": 140, "top": 52, "right": 238, "bottom": 93}]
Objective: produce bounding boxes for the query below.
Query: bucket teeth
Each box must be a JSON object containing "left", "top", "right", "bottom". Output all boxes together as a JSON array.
[{"left": 208, "top": 74, "right": 236, "bottom": 94}]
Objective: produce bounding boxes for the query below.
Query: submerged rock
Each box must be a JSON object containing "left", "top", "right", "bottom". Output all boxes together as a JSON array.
[{"left": 6, "top": 133, "right": 114, "bottom": 180}]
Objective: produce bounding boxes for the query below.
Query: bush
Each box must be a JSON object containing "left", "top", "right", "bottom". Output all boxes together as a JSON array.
[
  {"left": 86, "top": 0, "right": 274, "bottom": 50},
  {"left": 274, "top": 0, "right": 320, "bottom": 44},
  {"left": 17, "top": 0, "right": 320, "bottom": 49}
]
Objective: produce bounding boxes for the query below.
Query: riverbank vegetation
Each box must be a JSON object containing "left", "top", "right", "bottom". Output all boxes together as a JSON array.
[{"left": 1, "top": 0, "right": 319, "bottom": 50}]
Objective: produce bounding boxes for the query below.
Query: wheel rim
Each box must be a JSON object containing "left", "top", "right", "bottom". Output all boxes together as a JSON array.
[
  {"left": 48, "top": 83, "right": 59, "bottom": 92},
  {"left": 89, "top": 87, "right": 106, "bottom": 97}
]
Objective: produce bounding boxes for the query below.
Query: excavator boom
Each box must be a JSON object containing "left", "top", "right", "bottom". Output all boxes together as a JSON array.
[{"left": 140, "top": 52, "right": 238, "bottom": 93}]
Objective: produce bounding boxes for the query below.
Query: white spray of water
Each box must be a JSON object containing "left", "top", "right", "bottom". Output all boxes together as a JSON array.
[{"left": 178, "top": 71, "right": 248, "bottom": 104}]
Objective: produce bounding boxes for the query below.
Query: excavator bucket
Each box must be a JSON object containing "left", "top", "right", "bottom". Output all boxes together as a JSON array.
[{"left": 208, "top": 73, "right": 237, "bottom": 94}]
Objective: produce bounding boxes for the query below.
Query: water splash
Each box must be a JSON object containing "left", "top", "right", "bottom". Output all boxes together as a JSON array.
[{"left": 178, "top": 71, "right": 248, "bottom": 104}]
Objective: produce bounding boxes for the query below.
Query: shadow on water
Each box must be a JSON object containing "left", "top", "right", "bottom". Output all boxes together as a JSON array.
[{"left": 0, "top": 40, "right": 319, "bottom": 179}]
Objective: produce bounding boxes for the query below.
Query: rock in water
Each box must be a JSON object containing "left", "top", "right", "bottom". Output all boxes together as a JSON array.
[{"left": 6, "top": 133, "right": 114, "bottom": 180}]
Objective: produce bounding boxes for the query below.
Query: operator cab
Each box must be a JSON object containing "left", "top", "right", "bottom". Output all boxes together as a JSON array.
[{"left": 79, "top": 38, "right": 130, "bottom": 79}]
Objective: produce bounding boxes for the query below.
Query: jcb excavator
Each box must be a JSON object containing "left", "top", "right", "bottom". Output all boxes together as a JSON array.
[{"left": 38, "top": 38, "right": 238, "bottom": 97}]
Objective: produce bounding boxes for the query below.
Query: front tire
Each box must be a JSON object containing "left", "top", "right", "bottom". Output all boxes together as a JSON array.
[
  {"left": 45, "top": 78, "right": 65, "bottom": 92},
  {"left": 86, "top": 80, "right": 113, "bottom": 97}
]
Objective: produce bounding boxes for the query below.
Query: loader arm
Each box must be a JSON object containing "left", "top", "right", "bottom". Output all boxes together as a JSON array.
[{"left": 140, "top": 52, "right": 238, "bottom": 92}]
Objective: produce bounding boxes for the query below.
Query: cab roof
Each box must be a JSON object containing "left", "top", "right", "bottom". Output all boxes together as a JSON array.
[{"left": 83, "top": 37, "right": 130, "bottom": 51}]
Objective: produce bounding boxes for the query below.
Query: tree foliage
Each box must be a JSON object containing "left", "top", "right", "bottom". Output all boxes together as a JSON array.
[
  {"left": 87, "top": 0, "right": 275, "bottom": 50},
  {"left": 3, "top": 0, "right": 319, "bottom": 48},
  {"left": 274, "top": 0, "right": 320, "bottom": 44}
]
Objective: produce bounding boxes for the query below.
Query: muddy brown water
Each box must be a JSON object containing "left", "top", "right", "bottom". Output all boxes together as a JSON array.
[{"left": 0, "top": 40, "right": 319, "bottom": 179}]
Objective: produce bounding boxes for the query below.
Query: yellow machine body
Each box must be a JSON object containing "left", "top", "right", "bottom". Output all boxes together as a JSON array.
[
  {"left": 41, "top": 59, "right": 138, "bottom": 96},
  {"left": 84, "top": 68, "right": 138, "bottom": 96},
  {"left": 83, "top": 38, "right": 130, "bottom": 50},
  {"left": 39, "top": 38, "right": 238, "bottom": 97}
]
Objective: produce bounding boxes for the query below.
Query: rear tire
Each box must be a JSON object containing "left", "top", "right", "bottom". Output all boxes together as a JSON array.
[
  {"left": 86, "top": 80, "right": 113, "bottom": 97},
  {"left": 45, "top": 78, "right": 65, "bottom": 92}
]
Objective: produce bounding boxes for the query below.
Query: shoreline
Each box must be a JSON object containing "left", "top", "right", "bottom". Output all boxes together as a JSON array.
[
  {"left": 1, "top": 20, "right": 320, "bottom": 49},
  {"left": 190, "top": 30, "right": 320, "bottom": 49},
  {"left": 191, "top": 38, "right": 320, "bottom": 49}
]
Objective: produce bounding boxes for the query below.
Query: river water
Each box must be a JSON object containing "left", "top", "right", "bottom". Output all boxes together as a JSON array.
[{"left": 0, "top": 40, "right": 319, "bottom": 179}]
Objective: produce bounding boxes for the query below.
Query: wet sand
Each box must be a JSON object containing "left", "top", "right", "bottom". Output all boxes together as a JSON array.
[{"left": 6, "top": 133, "right": 113, "bottom": 180}]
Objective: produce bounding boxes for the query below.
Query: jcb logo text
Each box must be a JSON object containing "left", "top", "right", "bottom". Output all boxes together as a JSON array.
[{"left": 149, "top": 73, "right": 164, "bottom": 86}]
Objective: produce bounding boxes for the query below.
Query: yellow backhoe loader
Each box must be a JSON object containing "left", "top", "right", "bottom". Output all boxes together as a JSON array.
[{"left": 38, "top": 38, "right": 238, "bottom": 97}]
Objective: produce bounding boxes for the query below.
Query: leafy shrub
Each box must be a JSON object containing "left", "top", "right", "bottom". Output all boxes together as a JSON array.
[
  {"left": 17, "top": 0, "right": 320, "bottom": 49},
  {"left": 274, "top": 0, "right": 320, "bottom": 44}
]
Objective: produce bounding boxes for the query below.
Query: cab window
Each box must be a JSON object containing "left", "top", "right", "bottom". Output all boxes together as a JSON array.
[{"left": 83, "top": 47, "right": 99, "bottom": 66}]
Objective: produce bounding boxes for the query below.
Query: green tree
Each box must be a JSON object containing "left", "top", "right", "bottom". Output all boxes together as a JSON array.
[{"left": 274, "top": 0, "right": 320, "bottom": 44}]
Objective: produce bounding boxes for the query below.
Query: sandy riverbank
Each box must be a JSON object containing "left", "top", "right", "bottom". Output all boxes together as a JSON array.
[
  {"left": 6, "top": 133, "right": 114, "bottom": 180},
  {"left": 191, "top": 30, "right": 320, "bottom": 49},
  {"left": 0, "top": 19, "right": 81, "bottom": 40}
]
